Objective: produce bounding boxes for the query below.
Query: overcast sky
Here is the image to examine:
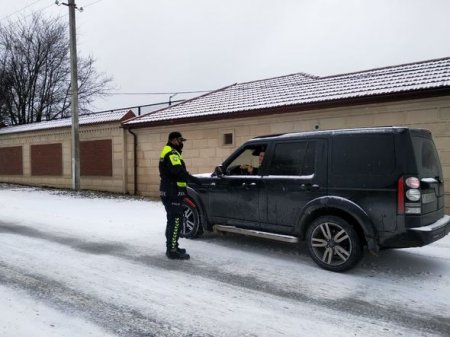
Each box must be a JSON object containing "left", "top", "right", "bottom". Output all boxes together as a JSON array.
[{"left": 3, "top": 0, "right": 450, "bottom": 112}]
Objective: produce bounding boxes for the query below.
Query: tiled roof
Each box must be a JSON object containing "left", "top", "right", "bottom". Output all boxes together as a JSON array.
[
  {"left": 0, "top": 110, "right": 135, "bottom": 136},
  {"left": 124, "top": 57, "right": 450, "bottom": 126}
]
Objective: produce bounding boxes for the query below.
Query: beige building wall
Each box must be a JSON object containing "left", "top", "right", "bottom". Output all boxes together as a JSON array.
[
  {"left": 0, "top": 122, "right": 129, "bottom": 193},
  {"left": 131, "top": 95, "right": 450, "bottom": 212},
  {"left": 1, "top": 95, "right": 449, "bottom": 211}
]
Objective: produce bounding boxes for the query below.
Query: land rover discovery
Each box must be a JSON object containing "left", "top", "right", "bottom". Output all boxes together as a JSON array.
[{"left": 182, "top": 127, "right": 450, "bottom": 272}]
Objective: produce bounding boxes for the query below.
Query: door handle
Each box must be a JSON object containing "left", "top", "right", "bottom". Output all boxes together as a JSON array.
[
  {"left": 300, "top": 183, "right": 319, "bottom": 191},
  {"left": 242, "top": 182, "right": 257, "bottom": 188}
]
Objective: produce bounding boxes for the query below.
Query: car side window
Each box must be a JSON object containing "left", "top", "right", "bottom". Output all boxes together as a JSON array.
[
  {"left": 225, "top": 145, "right": 267, "bottom": 175},
  {"left": 268, "top": 141, "right": 315, "bottom": 176},
  {"left": 332, "top": 134, "right": 395, "bottom": 174}
]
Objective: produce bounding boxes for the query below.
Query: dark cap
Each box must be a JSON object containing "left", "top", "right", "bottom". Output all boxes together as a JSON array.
[{"left": 168, "top": 131, "right": 186, "bottom": 141}]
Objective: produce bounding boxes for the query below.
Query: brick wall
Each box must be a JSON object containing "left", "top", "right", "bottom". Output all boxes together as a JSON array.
[
  {"left": 0, "top": 146, "right": 23, "bottom": 175},
  {"left": 80, "top": 139, "right": 113, "bottom": 176},
  {"left": 31, "top": 143, "right": 63, "bottom": 176},
  {"left": 0, "top": 123, "right": 127, "bottom": 192}
]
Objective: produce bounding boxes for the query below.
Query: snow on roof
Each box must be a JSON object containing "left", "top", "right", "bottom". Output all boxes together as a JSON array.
[
  {"left": 124, "top": 57, "right": 450, "bottom": 126},
  {"left": 0, "top": 110, "right": 135, "bottom": 136}
]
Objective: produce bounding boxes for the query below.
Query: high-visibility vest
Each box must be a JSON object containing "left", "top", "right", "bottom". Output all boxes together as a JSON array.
[{"left": 159, "top": 145, "right": 187, "bottom": 193}]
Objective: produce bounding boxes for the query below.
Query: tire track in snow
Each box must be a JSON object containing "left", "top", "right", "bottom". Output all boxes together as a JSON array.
[
  {"left": 1, "top": 222, "right": 449, "bottom": 336},
  {"left": 0, "top": 261, "right": 213, "bottom": 337}
]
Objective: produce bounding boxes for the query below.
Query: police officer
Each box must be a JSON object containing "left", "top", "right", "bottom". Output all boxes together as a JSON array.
[{"left": 159, "top": 131, "right": 200, "bottom": 260}]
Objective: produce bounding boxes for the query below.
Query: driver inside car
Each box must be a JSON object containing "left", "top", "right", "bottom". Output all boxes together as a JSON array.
[{"left": 240, "top": 150, "right": 265, "bottom": 175}]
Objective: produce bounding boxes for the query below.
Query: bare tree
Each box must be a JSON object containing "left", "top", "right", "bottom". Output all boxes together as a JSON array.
[{"left": 0, "top": 13, "right": 112, "bottom": 126}]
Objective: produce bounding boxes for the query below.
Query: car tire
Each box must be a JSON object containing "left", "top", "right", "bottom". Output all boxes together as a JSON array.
[
  {"left": 306, "top": 216, "right": 363, "bottom": 272},
  {"left": 180, "top": 198, "right": 203, "bottom": 238}
]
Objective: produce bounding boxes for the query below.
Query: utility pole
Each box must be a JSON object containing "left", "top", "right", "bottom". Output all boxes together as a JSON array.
[
  {"left": 58, "top": 0, "right": 82, "bottom": 190},
  {"left": 68, "top": 0, "right": 81, "bottom": 191}
]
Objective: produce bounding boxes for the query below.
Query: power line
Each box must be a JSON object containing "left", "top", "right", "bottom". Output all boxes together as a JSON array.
[
  {"left": 1, "top": 0, "right": 46, "bottom": 20},
  {"left": 25, "top": 3, "right": 58, "bottom": 19},
  {"left": 3, "top": 2, "right": 59, "bottom": 22},
  {"left": 2, "top": 0, "right": 102, "bottom": 22},
  {"left": 108, "top": 90, "right": 210, "bottom": 96},
  {"left": 83, "top": 0, "right": 104, "bottom": 9},
  {"left": 106, "top": 81, "right": 319, "bottom": 96}
]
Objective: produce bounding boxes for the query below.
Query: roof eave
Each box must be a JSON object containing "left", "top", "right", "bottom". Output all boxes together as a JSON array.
[
  {"left": 123, "top": 86, "right": 450, "bottom": 129},
  {"left": 0, "top": 119, "right": 124, "bottom": 136}
]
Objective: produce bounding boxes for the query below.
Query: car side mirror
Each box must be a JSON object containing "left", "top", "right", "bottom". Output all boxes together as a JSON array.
[{"left": 214, "top": 165, "right": 224, "bottom": 177}]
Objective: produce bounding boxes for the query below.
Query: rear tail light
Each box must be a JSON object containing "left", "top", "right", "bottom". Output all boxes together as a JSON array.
[
  {"left": 397, "top": 177, "right": 405, "bottom": 214},
  {"left": 405, "top": 177, "right": 420, "bottom": 189},
  {"left": 398, "top": 176, "right": 421, "bottom": 214},
  {"left": 406, "top": 189, "right": 421, "bottom": 201}
]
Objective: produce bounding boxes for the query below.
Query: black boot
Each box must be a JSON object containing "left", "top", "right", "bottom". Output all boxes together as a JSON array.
[
  {"left": 165, "top": 244, "right": 187, "bottom": 255},
  {"left": 166, "top": 248, "right": 190, "bottom": 260}
]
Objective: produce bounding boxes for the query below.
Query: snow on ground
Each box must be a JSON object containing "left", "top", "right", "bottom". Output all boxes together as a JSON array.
[
  {"left": 0, "top": 285, "right": 114, "bottom": 337},
  {"left": 0, "top": 184, "right": 449, "bottom": 337}
]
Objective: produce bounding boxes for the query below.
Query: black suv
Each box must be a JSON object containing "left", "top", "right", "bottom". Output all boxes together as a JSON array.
[{"left": 182, "top": 127, "right": 450, "bottom": 271}]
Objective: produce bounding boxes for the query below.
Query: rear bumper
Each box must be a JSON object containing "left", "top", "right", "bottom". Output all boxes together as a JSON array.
[
  {"left": 382, "top": 214, "right": 450, "bottom": 248},
  {"left": 408, "top": 214, "right": 450, "bottom": 246}
]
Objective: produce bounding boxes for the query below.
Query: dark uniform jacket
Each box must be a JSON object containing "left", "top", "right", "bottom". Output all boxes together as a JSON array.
[{"left": 159, "top": 144, "right": 191, "bottom": 198}]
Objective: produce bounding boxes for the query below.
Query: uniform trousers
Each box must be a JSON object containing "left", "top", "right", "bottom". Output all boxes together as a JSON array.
[{"left": 161, "top": 196, "right": 183, "bottom": 251}]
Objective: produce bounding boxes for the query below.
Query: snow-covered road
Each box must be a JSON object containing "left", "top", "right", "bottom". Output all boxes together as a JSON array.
[{"left": 0, "top": 184, "right": 449, "bottom": 337}]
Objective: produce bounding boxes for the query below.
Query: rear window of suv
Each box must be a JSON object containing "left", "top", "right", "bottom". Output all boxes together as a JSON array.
[
  {"left": 411, "top": 136, "right": 443, "bottom": 179},
  {"left": 332, "top": 134, "right": 396, "bottom": 175}
]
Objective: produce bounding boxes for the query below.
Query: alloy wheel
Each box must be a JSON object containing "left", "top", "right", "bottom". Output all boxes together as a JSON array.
[
  {"left": 310, "top": 221, "right": 353, "bottom": 266},
  {"left": 182, "top": 206, "right": 196, "bottom": 236}
]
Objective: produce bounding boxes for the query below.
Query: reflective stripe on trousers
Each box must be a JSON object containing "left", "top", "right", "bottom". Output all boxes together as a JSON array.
[{"left": 161, "top": 196, "right": 183, "bottom": 250}]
